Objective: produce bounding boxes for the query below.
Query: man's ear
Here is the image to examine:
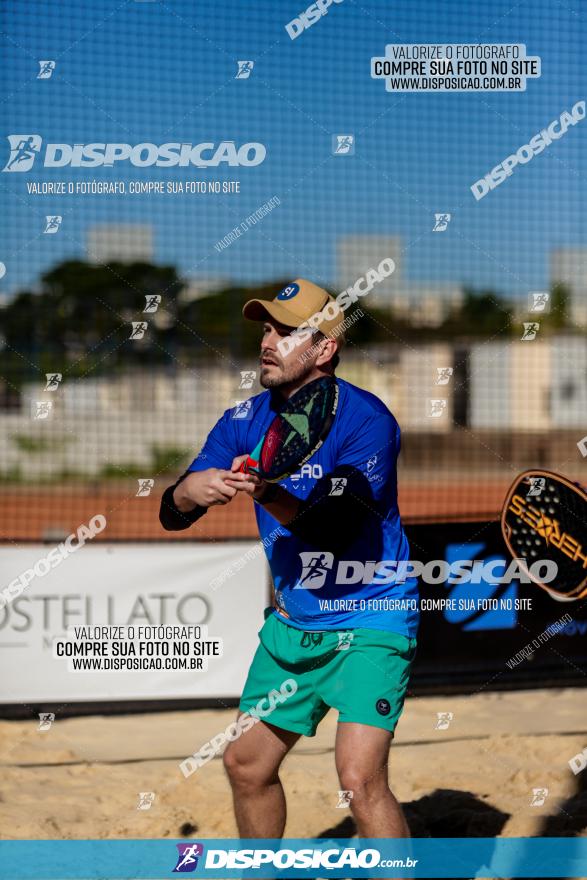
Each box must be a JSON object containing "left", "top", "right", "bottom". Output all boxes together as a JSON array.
[{"left": 316, "top": 337, "right": 337, "bottom": 366}]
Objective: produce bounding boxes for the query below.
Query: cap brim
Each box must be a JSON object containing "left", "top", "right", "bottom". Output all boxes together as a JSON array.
[{"left": 242, "top": 298, "right": 302, "bottom": 328}]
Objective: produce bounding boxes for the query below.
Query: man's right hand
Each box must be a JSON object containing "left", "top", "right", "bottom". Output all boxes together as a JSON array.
[{"left": 172, "top": 469, "right": 238, "bottom": 512}]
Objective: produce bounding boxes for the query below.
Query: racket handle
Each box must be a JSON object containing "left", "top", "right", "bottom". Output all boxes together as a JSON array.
[{"left": 239, "top": 456, "right": 259, "bottom": 474}]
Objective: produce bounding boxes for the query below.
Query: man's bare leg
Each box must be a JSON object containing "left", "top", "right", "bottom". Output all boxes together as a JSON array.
[
  {"left": 335, "top": 721, "right": 410, "bottom": 838},
  {"left": 223, "top": 714, "right": 301, "bottom": 838}
]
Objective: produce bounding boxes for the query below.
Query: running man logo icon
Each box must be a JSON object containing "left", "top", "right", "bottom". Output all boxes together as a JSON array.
[
  {"left": 129, "top": 321, "right": 148, "bottom": 340},
  {"left": 336, "top": 789, "right": 354, "bottom": 808},
  {"left": 296, "top": 551, "right": 334, "bottom": 589},
  {"left": 44, "top": 215, "right": 62, "bottom": 234},
  {"left": 433, "top": 213, "right": 451, "bottom": 232},
  {"left": 3, "top": 135, "right": 42, "bottom": 172},
  {"left": 526, "top": 477, "right": 546, "bottom": 498},
  {"left": 530, "top": 787, "right": 549, "bottom": 807},
  {"left": 38, "top": 712, "right": 55, "bottom": 731},
  {"left": 239, "top": 370, "right": 256, "bottom": 389},
  {"left": 136, "top": 479, "right": 155, "bottom": 497},
  {"left": 436, "top": 367, "right": 453, "bottom": 385},
  {"left": 333, "top": 134, "right": 354, "bottom": 155},
  {"left": 143, "top": 295, "right": 161, "bottom": 313},
  {"left": 33, "top": 400, "right": 52, "bottom": 420},
  {"left": 529, "top": 292, "right": 550, "bottom": 313},
  {"left": 429, "top": 399, "right": 447, "bottom": 418},
  {"left": 336, "top": 632, "right": 354, "bottom": 651},
  {"left": 236, "top": 60, "right": 254, "bottom": 79},
  {"left": 521, "top": 322, "right": 540, "bottom": 341},
  {"left": 45, "top": 373, "right": 62, "bottom": 391},
  {"left": 37, "top": 60, "right": 56, "bottom": 79},
  {"left": 137, "top": 791, "right": 156, "bottom": 810},
  {"left": 435, "top": 711, "right": 454, "bottom": 730},
  {"left": 173, "top": 843, "right": 204, "bottom": 873},
  {"left": 329, "top": 477, "right": 347, "bottom": 496}
]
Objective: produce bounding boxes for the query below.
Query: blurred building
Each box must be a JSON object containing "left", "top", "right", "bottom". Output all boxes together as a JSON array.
[
  {"left": 87, "top": 224, "right": 154, "bottom": 264},
  {"left": 178, "top": 277, "right": 231, "bottom": 303},
  {"left": 551, "top": 248, "right": 587, "bottom": 327},
  {"left": 337, "top": 236, "right": 402, "bottom": 308},
  {"left": 336, "top": 235, "right": 463, "bottom": 324},
  {"left": 392, "top": 285, "right": 463, "bottom": 327}
]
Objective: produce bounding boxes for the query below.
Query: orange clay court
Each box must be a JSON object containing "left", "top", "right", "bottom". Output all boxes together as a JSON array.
[{"left": 0, "top": 480, "right": 511, "bottom": 542}]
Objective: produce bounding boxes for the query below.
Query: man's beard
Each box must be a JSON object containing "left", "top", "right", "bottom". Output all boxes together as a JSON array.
[{"left": 259, "top": 353, "right": 315, "bottom": 389}]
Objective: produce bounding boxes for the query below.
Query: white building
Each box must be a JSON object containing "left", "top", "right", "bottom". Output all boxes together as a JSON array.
[
  {"left": 336, "top": 235, "right": 462, "bottom": 324},
  {"left": 87, "top": 224, "right": 154, "bottom": 264},
  {"left": 551, "top": 248, "right": 587, "bottom": 328},
  {"left": 337, "top": 236, "right": 402, "bottom": 308}
]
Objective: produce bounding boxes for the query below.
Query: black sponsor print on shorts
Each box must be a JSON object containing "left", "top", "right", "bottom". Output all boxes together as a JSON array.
[{"left": 376, "top": 698, "right": 391, "bottom": 716}]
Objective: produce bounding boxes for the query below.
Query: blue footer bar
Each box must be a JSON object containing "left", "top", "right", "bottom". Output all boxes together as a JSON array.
[{"left": 1, "top": 837, "right": 587, "bottom": 878}]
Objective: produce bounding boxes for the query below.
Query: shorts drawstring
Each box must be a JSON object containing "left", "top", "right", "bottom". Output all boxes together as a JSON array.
[{"left": 300, "top": 632, "right": 324, "bottom": 648}]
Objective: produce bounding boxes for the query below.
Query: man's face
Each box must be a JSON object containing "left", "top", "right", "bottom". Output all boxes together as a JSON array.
[{"left": 259, "top": 321, "right": 320, "bottom": 388}]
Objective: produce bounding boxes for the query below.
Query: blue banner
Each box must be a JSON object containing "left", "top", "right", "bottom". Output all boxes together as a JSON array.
[{"left": 2, "top": 838, "right": 587, "bottom": 878}]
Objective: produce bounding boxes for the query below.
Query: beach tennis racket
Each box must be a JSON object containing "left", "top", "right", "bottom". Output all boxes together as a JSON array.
[
  {"left": 239, "top": 376, "right": 339, "bottom": 482},
  {"left": 501, "top": 469, "right": 587, "bottom": 600}
]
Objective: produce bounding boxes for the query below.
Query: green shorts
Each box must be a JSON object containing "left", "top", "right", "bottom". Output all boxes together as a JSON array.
[{"left": 239, "top": 609, "right": 417, "bottom": 737}]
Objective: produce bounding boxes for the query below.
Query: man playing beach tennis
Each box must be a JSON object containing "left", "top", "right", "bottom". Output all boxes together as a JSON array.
[{"left": 160, "top": 278, "right": 419, "bottom": 841}]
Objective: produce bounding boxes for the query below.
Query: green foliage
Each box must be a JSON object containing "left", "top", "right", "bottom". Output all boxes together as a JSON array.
[
  {"left": 151, "top": 444, "right": 191, "bottom": 474},
  {"left": 12, "top": 433, "right": 71, "bottom": 453}
]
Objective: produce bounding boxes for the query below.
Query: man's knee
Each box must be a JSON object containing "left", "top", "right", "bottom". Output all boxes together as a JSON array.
[
  {"left": 223, "top": 742, "right": 273, "bottom": 791},
  {"left": 338, "top": 764, "right": 388, "bottom": 802}
]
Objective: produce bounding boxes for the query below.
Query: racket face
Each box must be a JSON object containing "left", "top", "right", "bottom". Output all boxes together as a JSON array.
[
  {"left": 255, "top": 377, "right": 339, "bottom": 482},
  {"left": 501, "top": 469, "right": 587, "bottom": 599}
]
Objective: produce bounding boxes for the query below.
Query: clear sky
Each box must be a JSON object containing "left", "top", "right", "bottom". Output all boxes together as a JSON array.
[{"left": 1, "top": 0, "right": 585, "bottom": 300}]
